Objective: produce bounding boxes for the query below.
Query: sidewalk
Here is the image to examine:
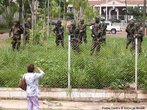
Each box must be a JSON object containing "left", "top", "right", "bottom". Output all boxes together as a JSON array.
[
  {"left": 1, "top": 99, "right": 147, "bottom": 110},
  {"left": 1, "top": 88, "right": 147, "bottom": 110}
]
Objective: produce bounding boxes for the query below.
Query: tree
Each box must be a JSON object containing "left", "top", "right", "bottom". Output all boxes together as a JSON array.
[
  {"left": 127, "top": 7, "right": 143, "bottom": 19},
  {"left": 0, "top": 0, "right": 19, "bottom": 27},
  {"left": 50, "top": 0, "right": 60, "bottom": 18},
  {"left": 0, "top": 0, "right": 10, "bottom": 6},
  {"left": 68, "top": 0, "right": 97, "bottom": 22},
  {"left": 68, "top": 0, "right": 81, "bottom": 20},
  {"left": 83, "top": 2, "right": 97, "bottom": 22}
]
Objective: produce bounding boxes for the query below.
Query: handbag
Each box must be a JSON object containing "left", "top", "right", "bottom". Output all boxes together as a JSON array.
[{"left": 18, "top": 77, "right": 27, "bottom": 91}]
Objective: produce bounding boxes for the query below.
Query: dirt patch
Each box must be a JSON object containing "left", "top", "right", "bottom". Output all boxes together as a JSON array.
[
  {"left": 107, "top": 31, "right": 127, "bottom": 38},
  {"left": 0, "top": 33, "right": 9, "bottom": 40}
]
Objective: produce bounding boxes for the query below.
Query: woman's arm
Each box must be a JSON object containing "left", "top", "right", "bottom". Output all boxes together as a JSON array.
[{"left": 35, "top": 67, "right": 45, "bottom": 78}]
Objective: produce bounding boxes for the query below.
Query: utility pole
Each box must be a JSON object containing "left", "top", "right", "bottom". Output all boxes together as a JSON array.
[{"left": 143, "top": 0, "right": 146, "bottom": 35}]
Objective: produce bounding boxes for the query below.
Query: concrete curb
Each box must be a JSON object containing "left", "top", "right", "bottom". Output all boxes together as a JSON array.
[{"left": 0, "top": 88, "right": 147, "bottom": 102}]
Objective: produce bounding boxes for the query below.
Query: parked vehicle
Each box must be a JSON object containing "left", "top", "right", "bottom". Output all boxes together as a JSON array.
[
  {"left": 105, "top": 21, "right": 122, "bottom": 34},
  {"left": 90, "top": 21, "right": 122, "bottom": 34}
]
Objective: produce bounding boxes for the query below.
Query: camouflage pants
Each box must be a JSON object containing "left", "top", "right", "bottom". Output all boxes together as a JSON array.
[
  {"left": 24, "top": 32, "right": 30, "bottom": 44},
  {"left": 90, "top": 40, "right": 101, "bottom": 55},
  {"left": 71, "top": 38, "right": 80, "bottom": 53},
  {"left": 126, "top": 34, "right": 133, "bottom": 49},
  {"left": 11, "top": 35, "right": 21, "bottom": 51},
  {"left": 130, "top": 38, "right": 142, "bottom": 54},
  {"left": 101, "top": 34, "right": 106, "bottom": 44},
  {"left": 79, "top": 33, "right": 87, "bottom": 44},
  {"left": 55, "top": 36, "right": 64, "bottom": 48}
]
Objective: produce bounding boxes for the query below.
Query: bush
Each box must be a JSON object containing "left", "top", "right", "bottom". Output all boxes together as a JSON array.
[{"left": 64, "top": 12, "right": 74, "bottom": 20}]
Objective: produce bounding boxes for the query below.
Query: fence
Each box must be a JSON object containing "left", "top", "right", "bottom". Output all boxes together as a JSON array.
[{"left": 0, "top": 24, "right": 147, "bottom": 92}]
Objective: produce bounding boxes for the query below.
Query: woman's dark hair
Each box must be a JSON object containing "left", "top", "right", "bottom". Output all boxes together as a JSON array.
[{"left": 27, "top": 64, "right": 35, "bottom": 72}]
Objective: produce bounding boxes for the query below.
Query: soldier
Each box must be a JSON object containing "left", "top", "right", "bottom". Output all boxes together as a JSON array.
[
  {"left": 69, "top": 22, "right": 80, "bottom": 52},
  {"left": 125, "top": 20, "right": 135, "bottom": 49},
  {"left": 53, "top": 20, "right": 64, "bottom": 47},
  {"left": 131, "top": 22, "right": 143, "bottom": 54},
  {"left": 78, "top": 19, "right": 87, "bottom": 44},
  {"left": 90, "top": 17, "right": 102, "bottom": 55},
  {"left": 24, "top": 18, "right": 31, "bottom": 44},
  {"left": 9, "top": 21, "right": 23, "bottom": 51},
  {"left": 101, "top": 18, "right": 107, "bottom": 44}
]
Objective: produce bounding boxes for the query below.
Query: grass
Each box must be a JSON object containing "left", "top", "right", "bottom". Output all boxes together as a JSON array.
[
  {"left": 0, "top": 28, "right": 9, "bottom": 34},
  {"left": 0, "top": 31, "right": 147, "bottom": 89},
  {"left": 0, "top": 24, "right": 9, "bottom": 34}
]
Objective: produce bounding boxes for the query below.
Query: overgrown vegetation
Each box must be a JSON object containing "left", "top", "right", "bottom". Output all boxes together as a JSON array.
[{"left": 0, "top": 31, "right": 147, "bottom": 90}]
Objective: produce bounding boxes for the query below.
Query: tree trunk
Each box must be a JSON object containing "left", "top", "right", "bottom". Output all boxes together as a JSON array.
[
  {"left": 22, "top": 0, "right": 26, "bottom": 47},
  {"left": 27, "top": 0, "right": 33, "bottom": 28},
  {"left": 79, "top": 6, "right": 83, "bottom": 19},
  {"left": 27, "top": 0, "right": 36, "bottom": 40},
  {"left": 143, "top": 0, "right": 146, "bottom": 35},
  {"left": 19, "top": 0, "right": 22, "bottom": 23}
]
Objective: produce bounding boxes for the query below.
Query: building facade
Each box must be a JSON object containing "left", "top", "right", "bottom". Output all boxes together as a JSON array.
[{"left": 88, "top": 0, "right": 144, "bottom": 22}]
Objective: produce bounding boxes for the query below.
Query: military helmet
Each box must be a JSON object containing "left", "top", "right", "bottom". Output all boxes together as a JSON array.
[
  {"left": 101, "top": 18, "right": 105, "bottom": 21},
  {"left": 14, "top": 21, "right": 20, "bottom": 26},
  {"left": 95, "top": 16, "right": 99, "bottom": 19},
  {"left": 57, "top": 20, "right": 62, "bottom": 25},
  {"left": 71, "top": 21, "right": 76, "bottom": 28},
  {"left": 95, "top": 16, "right": 100, "bottom": 23},
  {"left": 80, "top": 19, "right": 84, "bottom": 23},
  {"left": 26, "top": 17, "right": 31, "bottom": 22},
  {"left": 129, "top": 20, "right": 135, "bottom": 25},
  {"left": 71, "top": 21, "right": 75, "bottom": 25}
]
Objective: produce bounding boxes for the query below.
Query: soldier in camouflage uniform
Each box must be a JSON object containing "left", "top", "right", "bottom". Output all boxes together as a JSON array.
[
  {"left": 69, "top": 22, "right": 80, "bottom": 52},
  {"left": 125, "top": 20, "right": 135, "bottom": 49},
  {"left": 101, "top": 18, "right": 107, "bottom": 44},
  {"left": 131, "top": 22, "right": 143, "bottom": 54},
  {"left": 24, "top": 18, "right": 31, "bottom": 44},
  {"left": 78, "top": 19, "right": 87, "bottom": 44},
  {"left": 90, "top": 17, "right": 102, "bottom": 55},
  {"left": 53, "top": 20, "right": 64, "bottom": 47},
  {"left": 9, "top": 21, "right": 23, "bottom": 51}
]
